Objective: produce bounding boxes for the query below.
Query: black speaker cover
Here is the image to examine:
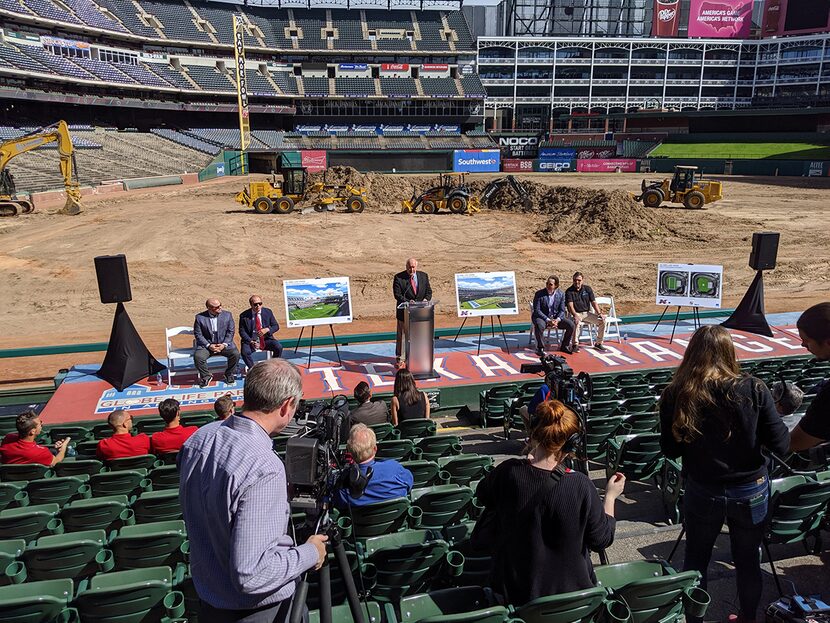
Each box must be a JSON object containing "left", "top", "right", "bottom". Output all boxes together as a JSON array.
[
  {"left": 94, "top": 254, "right": 132, "bottom": 304},
  {"left": 97, "top": 303, "right": 165, "bottom": 391},
  {"left": 721, "top": 271, "right": 773, "bottom": 337},
  {"left": 749, "top": 232, "right": 780, "bottom": 271}
]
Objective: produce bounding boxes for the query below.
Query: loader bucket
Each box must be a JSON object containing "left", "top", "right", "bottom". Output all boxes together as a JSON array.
[{"left": 59, "top": 196, "right": 82, "bottom": 215}]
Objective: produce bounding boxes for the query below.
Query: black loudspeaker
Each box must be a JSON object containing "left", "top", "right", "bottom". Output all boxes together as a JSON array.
[
  {"left": 749, "top": 232, "right": 780, "bottom": 271},
  {"left": 94, "top": 254, "right": 132, "bottom": 304}
]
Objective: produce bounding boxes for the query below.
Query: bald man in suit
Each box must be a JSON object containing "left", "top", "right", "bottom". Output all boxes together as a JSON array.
[{"left": 392, "top": 257, "right": 432, "bottom": 367}]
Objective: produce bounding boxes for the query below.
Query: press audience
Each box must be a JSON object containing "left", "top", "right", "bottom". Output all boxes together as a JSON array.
[
  {"left": 475, "top": 400, "right": 624, "bottom": 605},
  {"left": 0, "top": 411, "right": 71, "bottom": 466},
  {"left": 150, "top": 398, "right": 197, "bottom": 455},
  {"left": 350, "top": 381, "right": 389, "bottom": 426},
  {"left": 789, "top": 302, "right": 830, "bottom": 451},
  {"left": 178, "top": 359, "right": 327, "bottom": 621},
  {"left": 213, "top": 393, "right": 235, "bottom": 420},
  {"left": 336, "top": 423, "right": 414, "bottom": 508},
  {"left": 96, "top": 409, "right": 150, "bottom": 461},
  {"left": 659, "top": 325, "right": 789, "bottom": 623},
  {"left": 391, "top": 368, "right": 430, "bottom": 425}
]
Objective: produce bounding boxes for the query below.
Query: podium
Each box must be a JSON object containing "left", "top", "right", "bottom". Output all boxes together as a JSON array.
[{"left": 399, "top": 300, "right": 437, "bottom": 380}]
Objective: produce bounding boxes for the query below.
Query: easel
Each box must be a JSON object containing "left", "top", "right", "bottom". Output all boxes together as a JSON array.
[
  {"left": 294, "top": 324, "right": 343, "bottom": 368},
  {"left": 652, "top": 305, "right": 702, "bottom": 344},
  {"left": 453, "top": 315, "right": 511, "bottom": 356}
]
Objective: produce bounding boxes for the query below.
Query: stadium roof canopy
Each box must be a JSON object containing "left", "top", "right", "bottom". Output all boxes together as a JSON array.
[{"left": 210, "top": 0, "right": 461, "bottom": 10}]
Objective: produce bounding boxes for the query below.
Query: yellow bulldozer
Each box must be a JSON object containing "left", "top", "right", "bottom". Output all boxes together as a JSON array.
[
  {"left": 634, "top": 165, "right": 723, "bottom": 210},
  {"left": 235, "top": 165, "right": 368, "bottom": 214},
  {"left": 0, "top": 120, "right": 83, "bottom": 216}
]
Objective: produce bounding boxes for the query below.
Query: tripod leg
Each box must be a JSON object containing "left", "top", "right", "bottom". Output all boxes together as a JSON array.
[
  {"left": 669, "top": 306, "right": 681, "bottom": 345},
  {"left": 307, "top": 326, "right": 315, "bottom": 369},
  {"left": 497, "top": 315, "right": 510, "bottom": 355},
  {"left": 452, "top": 317, "right": 468, "bottom": 343},
  {"left": 334, "top": 541, "right": 367, "bottom": 623},
  {"left": 295, "top": 327, "right": 305, "bottom": 355},
  {"left": 329, "top": 325, "right": 343, "bottom": 367},
  {"left": 477, "top": 317, "right": 484, "bottom": 356},
  {"left": 289, "top": 573, "right": 310, "bottom": 623},
  {"left": 667, "top": 526, "right": 686, "bottom": 564},
  {"left": 653, "top": 305, "right": 669, "bottom": 332},
  {"left": 319, "top": 559, "right": 332, "bottom": 623}
]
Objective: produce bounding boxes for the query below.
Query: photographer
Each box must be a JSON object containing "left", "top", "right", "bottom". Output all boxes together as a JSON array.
[
  {"left": 475, "top": 400, "right": 624, "bottom": 606},
  {"left": 789, "top": 302, "right": 830, "bottom": 452},
  {"left": 178, "top": 359, "right": 327, "bottom": 623},
  {"left": 335, "top": 424, "right": 413, "bottom": 508}
]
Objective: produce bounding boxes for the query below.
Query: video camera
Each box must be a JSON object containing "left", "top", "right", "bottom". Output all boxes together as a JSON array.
[{"left": 284, "top": 395, "right": 370, "bottom": 513}]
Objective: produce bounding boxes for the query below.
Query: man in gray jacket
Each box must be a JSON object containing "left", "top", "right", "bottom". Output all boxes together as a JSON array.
[{"left": 194, "top": 298, "right": 241, "bottom": 387}]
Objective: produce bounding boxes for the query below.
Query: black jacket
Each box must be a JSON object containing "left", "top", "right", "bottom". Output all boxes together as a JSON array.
[{"left": 393, "top": 270, "right": 432, "bottom": 321}]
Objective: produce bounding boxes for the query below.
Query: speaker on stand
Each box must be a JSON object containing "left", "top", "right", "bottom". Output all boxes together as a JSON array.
[
  {"left": 721, "top": 232, "right": 780, "bottom": 337},
  {"left": 94, "top": 255, "right": 165, "bottom": 391}
]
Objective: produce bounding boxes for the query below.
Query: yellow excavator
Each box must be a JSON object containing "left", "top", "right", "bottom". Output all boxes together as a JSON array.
[{"left": 0, "top": 120, "right": 83, "bottom": 217}]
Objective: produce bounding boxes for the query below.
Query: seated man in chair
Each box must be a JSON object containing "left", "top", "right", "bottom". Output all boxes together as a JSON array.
[
  {"left": 239, "top": 294, "right": 283, "bottom": 369},
  {"left": 193, "top": 298, "right": 241, "bottom": 388},
  {"left": 531, "top": 274, "right": 575, "bottom": 355}
]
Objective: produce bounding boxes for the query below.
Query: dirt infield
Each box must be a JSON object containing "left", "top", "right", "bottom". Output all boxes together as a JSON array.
[{"left": 1, "top": 171, "right": 828, "bottom": 380}]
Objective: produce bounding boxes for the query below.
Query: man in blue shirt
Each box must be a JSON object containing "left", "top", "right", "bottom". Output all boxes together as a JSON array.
[{"left": 336, "top": 424, "right": 414, "bottom": 507}]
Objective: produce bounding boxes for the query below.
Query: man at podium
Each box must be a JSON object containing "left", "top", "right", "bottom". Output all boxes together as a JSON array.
[{"left": 393, "top": 257, "right": 432, "bottom": 367}]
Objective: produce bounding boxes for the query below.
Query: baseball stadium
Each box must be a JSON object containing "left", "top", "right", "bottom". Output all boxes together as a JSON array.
[{"left": 1, "top": 0, "right": 829, "bottom": 620}]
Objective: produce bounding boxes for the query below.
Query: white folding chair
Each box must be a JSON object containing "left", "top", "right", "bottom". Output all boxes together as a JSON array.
[
  {"left": 595, "top": 296, "right": 623, "bottom": 343},
  {"left": 165, "top": 326, "right": 197, "bottom": 386}
]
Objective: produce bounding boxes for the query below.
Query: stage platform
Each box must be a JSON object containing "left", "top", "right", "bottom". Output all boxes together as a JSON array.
[{"left": 39, "top": 313, "right": 808, "bottom": 425}]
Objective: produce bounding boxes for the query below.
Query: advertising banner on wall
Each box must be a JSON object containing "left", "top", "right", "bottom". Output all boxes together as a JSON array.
[
  {"left": 535, "top": 159, "right": 576, "bottom": 172},
  {"left": 496, "top": 133, "right": 542, "bottom": 159},
  {"left": 762, "top": 0, "right": 830, "bottom": 36},
  {"left": 576, "top": 159, "right": 637, "bottom": 172},
  {"left": 687, "top": 0, "right": 753, "bottom": 38},
  {"left": 503, "top": 159, "right": 535, "bottom": 172},
  {"left": 652, "top": 0, "right": 681, "bottom": 36},
  {"left": 575, "top": 147, "right": 617, "bottom": 160},
  {"left": 300, "top": 150, "right": 327, "bottom": 173},
  {"left": 540, "top": 147, "right": 576, "bottom": 160},
  {"left": 453, "top": 150, "right": 501, "bottom": 173}
]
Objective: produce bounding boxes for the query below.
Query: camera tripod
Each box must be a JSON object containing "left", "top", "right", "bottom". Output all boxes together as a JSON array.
[{"left": 289, "top": 511, "right": 367, "bottom": 623}]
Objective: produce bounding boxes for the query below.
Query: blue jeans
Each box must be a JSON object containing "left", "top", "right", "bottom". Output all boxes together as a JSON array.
[{"left": 682, "top": 474, "right": 770, "bottom": 621}]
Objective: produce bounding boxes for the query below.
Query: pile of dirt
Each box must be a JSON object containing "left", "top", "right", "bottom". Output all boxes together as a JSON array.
[
  {"left": 469, "top": 179, "right": 680, "bottom": 242},
  {"left": 308, "top": 166, "right": 411, "bottom": 210}
]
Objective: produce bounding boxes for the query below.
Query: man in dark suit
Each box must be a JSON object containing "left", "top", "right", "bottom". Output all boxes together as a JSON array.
[
  {"left": 532, "top": 275, "right": 575, "bottom": 355},
  {"left": 239, "top": 294, "right": 283, "bottom": 369},
  {"left": 193, "top": 298, "right": 240, "bottom": 388},
  {"left": 393, "top": 257, "right": 432, "bottom": 366}
]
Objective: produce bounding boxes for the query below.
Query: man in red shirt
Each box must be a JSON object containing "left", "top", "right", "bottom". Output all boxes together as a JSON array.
[
  {"left": 97, "top": 409, "right": 150, "bottom": 461},
  {"left": 150, "top": 398, "right": 198, "bottom": 455},
  {"left": 0, "top": 411, "right": 71, "bottom": 466}
]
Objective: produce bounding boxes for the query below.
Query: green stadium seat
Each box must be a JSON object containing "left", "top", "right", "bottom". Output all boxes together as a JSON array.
[
  {"left": 74, "top": 566, "right": 185, "bottom": 623},
  {"left": 620, "top": 398, "right": 657, "bottom": 414},
  {"left": 91, "top": 423, "right": 114, "bottom": 439},
  {"left": 376, "top": 439, "right": 418, "bottom": 461},
  {"left": 613, "top": 373, "right": 645, "bottom": 387},
  {"left": 47, "top": 425, "right": 92, "bottom": 444},
  {"left": 0, "top": 503, "right": 62, "bottom": 541},
  {"left": 0, "top": 415, "right": 18, "bottom": 437},
  {"left": 594, "top": 560, "right": 705, "bottom": 623},
  {"left": 644, "top": 370, "right": 673, "bottom": 385},
  {"left": 60, "top": 495, "right": 132, "bottom": 534},
  {"left": 588, "top": 401, "right": 625, "bottom": 419},
  {"left": 416, "top": 436, "right": 462, "bottom": 462},
  {"left": 108, "top": 520, "right": 188, "bottom": 571},
  {"left": 54, "top": 459, "right": 104, "bottom": 478},
  {"left": 437, "top": 455, "right": 494, "bottom": 486},
  {"left": 148, "top": 465, "right": 179, "bottom": 490},
  {"left": 0, "top": 538, "right": 25, "bottom": 571},
  {"left": 512, "top": 587, "right": 611, "bottom": 623},
  {"left": 0, "top": 481, "right": 28, "bottom": 511},
  {"left": 89, "top": 468, "right": 149, "bottom": 498},
  {"left": 74, "top": 440, "right": 100, "bottom": 460},
  {"left": 401, "top": 460, "right": 448, "bottom": 488},
  {"left": 272, "top": 434, "right": 292, "bottom": 456},
  {"left": 340, "top": 497, "right": 416, "bottom": 540},
  {"left": 105, "top": 454, "right": 160, "bottom": 471},
  {"left": 397, "top": 419, "right": 438, "bottom": 439},
  {"left": 309, "top": 601, "right": 383, "bottom": 623},
  {"left": 397, "top": 586, "right": 507, "bottom": 623},
  {"left": 442, "top": 521, "right": 492, "bottom": 589},
  {"left": 155, "top": 452, "right": 179, "bottom": 466},
  {"left": 658, "top": 458, "right": 683, "bottom": 525},
  {"left": 0, "top": 463, "right": 52, "bottom": 482},
  {"left": 614, "top": 412, "right": 659, "bottom": 436},
  {"left": 605, "top": 433, "right": 664, "bottom": 484},
  {"left": 618, "top": 385, "right": 655, "bottom": 400},
  {"left": 131, "top": 490, "right": 182, "bottom": 523},
  {"left": 305, "top": 549, "right": 361, "bottom": 611},
  {"left": 585, "top": 416, "right": 624, "bottom": 461},
  {"left": 368, "top": 423, "right": 399, "bottom": 441},
  {"left": 0, "top": 578, "right": 74, "bottom": 622},
  {"left": 181, "top": 413, "right": 217, "bottom": 428},
  {"left": 24, "top": 475, "right": 91, "bottom": 506},
  {"left": 135, "top": 419, "right": 167, "bottom": 435},
  {"left": 19, "top": 529, "right": 109, "bottom": 583},
  {"left": 410, "top": 485, "right": 475, "bottom": 530},
  {"left": 590, "top": 387, "right": 620, "bottom": 402},
  {"left": 359, "top": 529, "right": 460, "bottom": 603}
]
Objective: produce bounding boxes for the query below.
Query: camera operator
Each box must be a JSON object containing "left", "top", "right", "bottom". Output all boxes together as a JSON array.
[
  {"left": 789, "top": 303, "right": 830, "bottom": 452},
  {"left": 335, "top": 424, "right": 413, "bottom": 508},
  {"left": 475, "top": 400, "right": 625, "bottom": 606},
  {"left": 178, "top": 359, "right": 327, "bottom": 623}
]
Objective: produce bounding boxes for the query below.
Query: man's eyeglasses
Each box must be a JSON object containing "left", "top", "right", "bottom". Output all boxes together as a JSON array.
[{"left": 252, "top": 302, "right": 263, "bottom": 307}]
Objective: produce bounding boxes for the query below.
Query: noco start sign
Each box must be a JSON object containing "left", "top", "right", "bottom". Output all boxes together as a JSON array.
[{"left": 494, "top": 133, "right": 542, "bottom": 159}]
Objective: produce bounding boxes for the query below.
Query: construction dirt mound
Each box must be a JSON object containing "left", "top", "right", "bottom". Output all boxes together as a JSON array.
[
  {"left": 308, "top": 166, "right": 409, "bottom": 209},
  {"left": 468, "top": 179, "right": 681, "bottom": 243}
]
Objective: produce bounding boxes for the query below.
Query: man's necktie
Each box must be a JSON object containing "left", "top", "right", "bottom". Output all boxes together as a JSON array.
[
  {"left": 255, "top": 313, "right": 265, "bottom": 350},
  {"left": 410, "top": 275, "right": 417, "bottom": 297}
]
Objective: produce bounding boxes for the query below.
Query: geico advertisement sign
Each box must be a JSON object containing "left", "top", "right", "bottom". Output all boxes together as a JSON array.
[
  {"left": 453, "top": 150, "right": 501, "bottom": 172},
  {"left": 536, "top": 160, "right": 573, "bottom": 172}
]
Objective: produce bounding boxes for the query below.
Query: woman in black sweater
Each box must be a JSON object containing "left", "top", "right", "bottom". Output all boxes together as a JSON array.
[
  {"left": 659, "top": 325, "right": 790, "bottom": 623},
  {"left": 476, "top": 399, "right": 625, "bottom": 606}
]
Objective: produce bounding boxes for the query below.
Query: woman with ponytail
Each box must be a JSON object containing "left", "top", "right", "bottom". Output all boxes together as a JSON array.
[
  {"left": 475, "top": 399, "right": 625, "bottom": 605},
  {"left": 659, "top": 325, "right": 789, "bottom": 623}
]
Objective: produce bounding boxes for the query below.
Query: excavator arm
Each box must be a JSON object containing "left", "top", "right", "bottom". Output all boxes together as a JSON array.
[
  {"left": 479, "top": 175, "right": 531, "bottom": 209},
  {"left": 0, "top": 120, "right": 83, "bottom": 216}
]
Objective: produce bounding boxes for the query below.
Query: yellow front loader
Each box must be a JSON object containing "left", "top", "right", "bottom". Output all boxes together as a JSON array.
[
  {"left": 634, "top": 165, "right": 723, "bottom": 209},
  {"left": 0, "top": 120, "right": 83, "bottom": 216}
]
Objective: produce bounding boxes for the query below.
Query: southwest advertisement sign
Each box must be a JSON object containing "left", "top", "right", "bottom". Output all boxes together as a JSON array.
[
  {"left": 652, "top": 0, "right": 680, "bottom": 36},
  {"left": 300, "top": 150, "right": 327, "bottom": 173},
  {"left": 453, "top": 150, "right": 501, "bottom": 173},
  {"left": 688, "top": 0, "right": 753, "bottom": 38},
  {"left": 503, "top": 159, "right": 535, "bottom": 173},
  {"left": 577, "top": 159, "right": 637, "bottom": 173}
]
